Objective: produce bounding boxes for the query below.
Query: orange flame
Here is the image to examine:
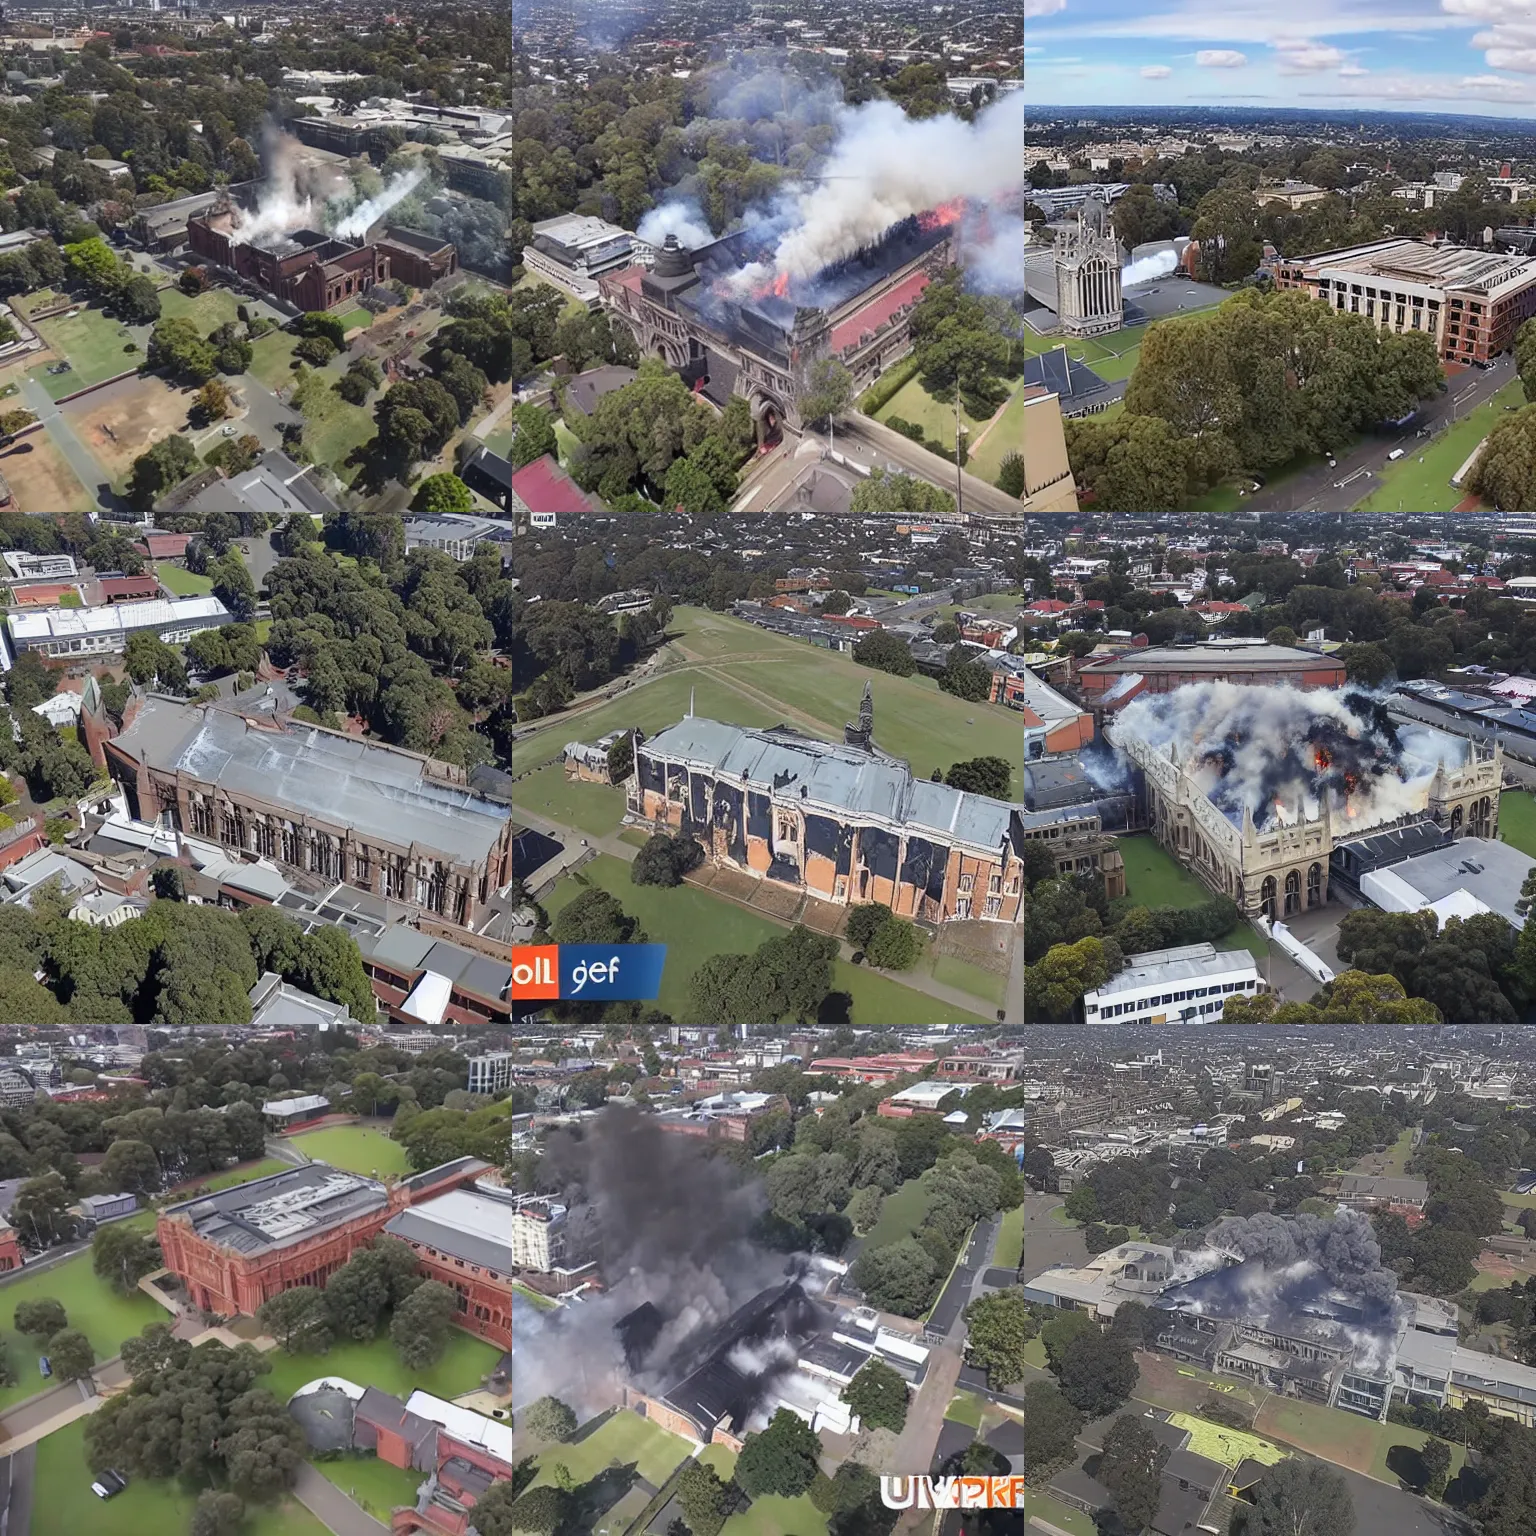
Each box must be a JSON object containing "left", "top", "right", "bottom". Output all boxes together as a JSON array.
[{"left": 918, "top": 198, "right": 967, "bottom": 232}]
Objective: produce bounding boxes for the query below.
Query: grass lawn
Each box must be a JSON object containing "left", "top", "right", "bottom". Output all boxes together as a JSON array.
[
  {"left": 544, "top": 855, "right": 993, "bottom": 1025},
  {"left": 721, "top": 1491, "right": 828, "bottom": 1536},
  {"left": 967, "top": 382, "right": 1031, "bottom": 486},
  {"left": 513, "top": 607, "right": 1025, "bottom": 801},
  {"left": 1118, "top": 834, "right": 1269, "bottom": 958},
  {"left": 259, "top": 1330, "right": 503, "bottom": 1404},
  {"left": 873, "top": 374, "right": 988, "bottom": 443},
  {"left": 248, "top": 330, "right": 302, "bottom": 390},
  {"left": 30, "top": 306, "right": 137, "bottom": 398},
  {"left": 993, "top": 1204, "right": 1024, "bottom": 1269},
  {"left": 155, "top": 560, "right": 213, "bottom": 596},
  {"left": 0, "top": 1244, "right": 165, "bottom": 1411},
  {"left": 945, "top": 1391, "right": 986, "bottom": 1429},
  {"left": 33, "top": 1420, "right": 328, "bottom": 1536},
  {"left": 553, "top": 418, "right": 580, "bottom": 468},
  {"left": 314, "top": 1454, "right": 425, "bottom": 1521},
  {"left": 1024, "top": 1490, "right": 1097, "bottom": 1536},
  {"left": 333, "top": 303, "right": 371, "bottom": 333},
  {"left": 530, "top": 1411, "right": 692, "bottom": 1491},
  {"left": 296, "top": 372, "right": 376, "bottom": 484},
  {"left": 519, "top": 761, "right": 627, "bottom": 839},
  {"left": 1023, "top": 1335, "right": 1048, "bottom": 1370},
  {"left": 863, "top": 1177, "right": 931, "bottom": 1248},
  {"left": 1254, "top": 1396, "right": 1465, "bottom": 1487},
  {"left": 289, "top": 1124, "right": 412, "bottom": 1176},
  {"left": 255, "top": 617, "right": 272, "bottom": 644},
  {"left": 514, "top": 1282, "right": 559, "bottom": 1311},
  {"left": 154, "top": 286, "right": 242, "bottom": 332},
  {"left": 929, "top": 952, "right": 1007, "bottom": 1006},
  {"left": 193, "top": 1157, "right": 291, "bottom": 1192},
  {"left": 1498, "top": 791, "right": 1536, "bottom": 858},
  {"left": 699, "top": 1443, "right": 737, "bottom": 1480},
  {"left": 1356, "top": 379, "right": 1524, "bottom": 512}
]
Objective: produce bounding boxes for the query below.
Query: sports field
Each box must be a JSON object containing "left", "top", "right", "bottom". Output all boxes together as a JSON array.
[
  {"left": 289, "top": 1124, "right": 412, "bottom": 1176},
  {"left": 30, "top": 306, "right": 137, "bottom": 398},
  {"left": 543, "top": 854, "right": 994, "bottom": 1025},
  {"left": 0, "top": 1228, "right": 165, "bottom": 1413},
  {"left": 33, "top": 1420, "right": 327, "bottom": 1536},
  {"left": 1118, "top": 835, "right": 1269, "bottom": 958},
  {"left": 512, "top": 606, "right": 1025, "bottom": 801},
  {"left": 154, "top": 559, "right": 213, "bottom": 595},
  {"left": 0, "top": 433, "right": 95, "bottom": 512},
  {"left": 259, "top": 1329, "right": 502, "bottom": 1404},
  {"left": 1356, "top": 380, "right": 1524, "bottom": 513}
]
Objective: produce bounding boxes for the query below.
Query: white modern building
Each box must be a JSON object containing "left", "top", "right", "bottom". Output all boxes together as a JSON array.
[
  {"left": 8, "top": 595, "right": 230, "bottom": 659},
  {"left": 3, "top": 551, "right": 76, "bottom": 581},
  {"left": 467, "top": 1051, "right": 513, "bottom": 1095},
  {"left": 1082, "top": 942, "right": 1265, "bottom": 1025},
  {"left": 402, "top": 513, "right": 516, "bottom": 564},
  {"left": 521, "top": 213, "right": 656, "bottom": 306}
]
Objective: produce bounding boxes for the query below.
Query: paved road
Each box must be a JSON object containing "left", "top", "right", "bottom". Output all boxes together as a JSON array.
[
  {"left": 836, "top": 415, "right": 1026, "bottom": 517},
  {"left": 239, "top": 374, "right": 302, "bottom": 450},
  {"left": 1246, "top": 354, "right": 1517, "bottom": 514},
  {"left": 1006, "top": 933, "right": 1024, "bottom": 1023},
  {"left": 292, "top": 1465, "right": 390, "bottom": 1536}
]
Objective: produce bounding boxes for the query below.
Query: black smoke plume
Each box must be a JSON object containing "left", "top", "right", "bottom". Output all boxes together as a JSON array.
[{"left": 1205, "top": 1209, "right": 1399, "bottom": 1304}]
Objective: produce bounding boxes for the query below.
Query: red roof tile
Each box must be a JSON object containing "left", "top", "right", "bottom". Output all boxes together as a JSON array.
[
  {"left": 830, "top": 271, "right": 932, "bottom": 355},
  {"left": 510, "top": 454, "right": 600, "bottom": 513}
]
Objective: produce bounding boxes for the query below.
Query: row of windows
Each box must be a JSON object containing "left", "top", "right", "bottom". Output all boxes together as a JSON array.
[{"left": 1089, "top": 978, "right": 1256, "bottom": 1018}]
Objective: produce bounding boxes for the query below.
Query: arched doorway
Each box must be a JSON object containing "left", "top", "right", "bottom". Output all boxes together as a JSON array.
[
  {"left": 1261, "top": 876, "right": 1277, "bottom": 920},
  {"left": 1451, "top": 805, "right": 1465, "bottom": 837},
  {"left": 1307, "top": 862, "right": 1322, "bottom": 908},
  {"left": 1284, "top": 869, "right": 1301, "bottom": 917}
]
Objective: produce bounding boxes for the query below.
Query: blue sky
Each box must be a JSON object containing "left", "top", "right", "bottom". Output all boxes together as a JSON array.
[{"left": 1026, "top": 0, "right": 1536, "bottom": 117}]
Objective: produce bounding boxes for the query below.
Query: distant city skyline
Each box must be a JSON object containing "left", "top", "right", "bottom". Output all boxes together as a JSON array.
[{"left": 1026, "top": 0, "right": 1536, "bottom": 119}]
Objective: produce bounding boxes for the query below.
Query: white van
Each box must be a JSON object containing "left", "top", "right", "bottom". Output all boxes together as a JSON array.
[{"left": 1388, "top": 448, "right": 1406, "bottom": 461}]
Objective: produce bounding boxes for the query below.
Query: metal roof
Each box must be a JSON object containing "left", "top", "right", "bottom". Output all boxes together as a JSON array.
[
  {"left": 9, "top": 594, "right": 228, "bottom": 641},
  {"left": 112, "top": 699, "right": 510, "bottom": 864},
  {"left": 384, "top": 1188, "right": 513, "bottom": 1272},
  {"left": 1090, "top": 943, "right": 1258, "bottom": 999},
  {"left": 642, "top": 717, "right": 1020, "bottom": 850}
]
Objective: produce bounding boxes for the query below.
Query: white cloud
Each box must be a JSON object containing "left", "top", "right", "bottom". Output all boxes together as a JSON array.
[
  {"left": 1042, "top": 3, "right": 1464, "bottom": 43},
  {"left": 1485, "top": 45, "right": 1536, "bottom": 64},
  {"left": 1141, "top": 64, "right": 1174, "bottom": 77},
  {"left": 1305, "top": 69, "right": 1529, "bottom": 99},
  {"left": 1024, "top": 0, "right": 1067, "bottom": 15},
  {"left": 1197, "top": 48, "right": 1249, "bottom": 66},
  {"left": 1339, "top": 64, "right": 1370, "bottom": 75},
  {"left": 1274, "top": 39, "right": 1348, "bottom": 71}
]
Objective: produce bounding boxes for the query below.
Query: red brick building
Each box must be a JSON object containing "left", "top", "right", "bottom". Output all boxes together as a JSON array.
[
  {"left": 156, "top": 1156, "right": 498, "bottom": 1326},
  {"left": 1074, "top": 640, "right": 1347, "bottom": 701}
]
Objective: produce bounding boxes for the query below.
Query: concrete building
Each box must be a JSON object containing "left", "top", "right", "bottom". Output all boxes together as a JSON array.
[
  {"left": 79, "top": 1192, "right": 138, "bottom": 1222},
  {"left": 1358, "top": 836, "right": 1527, "bottom": 928},
  {"left": 103, "top": 697, "right": 515, "bottom": 929},
  {"left": 8, "top": 595, "right": 230, "bottom": 660},
  {"left": 1082, "top": 943, "right": 1266, "bottom": 1026},
  {"left": 3, "top": 552, "right": 75, "bottom": 581},
  {"left": 466, "top": 1052, "right": 513, "bottom": 1095},
  {"left": 402, "top": 513, "right": 518, "bottom": 563},
  {"left": 522, "top": 213, "right": 655, "bottom": 305},
  {"left": 1336, "top": 1174, "right": 1429, "bottom": 1212},
  {"left": 1274, "top": 238, "right": 1536, "bottom": 366},
  {"left": 1009, "top": 666, "right": 1095, "bottom": 759},
  {"left": 261, "top": 1093, "right": 331, "bottom": 1130},
  {"left": 510, "top": 1194, "right": 567, "bottom": 1272},
  {"left": 627, "top": 706, "right": 1026, "bottom": 924}
]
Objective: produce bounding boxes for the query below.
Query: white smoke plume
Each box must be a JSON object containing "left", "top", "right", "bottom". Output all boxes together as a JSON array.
[
  {"left": 1122, "top": 248, "right": 1178, "bottom": 287},
  {"left": 726, "top": 1337, "right": 797, "bottom": 1377},
  {"left": 770, "top": 93, "right": 1025, "bottom": 280},
  {"left": 333, "top": 167, "right": 427, "bottom": 239},
  {"left": 233, "top": 127, "right": 316, "bottom": 245},
  {"left": 637, "top": 199, "right": 715, "bottom": 251},
  {"left": 959, "top": 207, "right": 1026, "bottom": 297},
  {"left": 1109, "top": 682, "right": 1469, "bottom": 833}
]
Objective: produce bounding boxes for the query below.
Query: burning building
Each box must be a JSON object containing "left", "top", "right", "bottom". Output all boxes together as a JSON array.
[
  {"left": 599, "top": 211, "right": 957, "bottom": 447},
  {"left": 1105, "top": 682, "right": 1501, "bottom": 920}
]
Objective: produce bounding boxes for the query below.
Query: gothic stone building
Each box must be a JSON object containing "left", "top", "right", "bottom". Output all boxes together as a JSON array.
[
  {"left": 626, "top": 699, "right": 1025, "bottom": 924},
  {"left": 156, "top": 1158, "right": 498, "bottom": 1325},
  {"left": 598, "top": 217, "right": 956, "bottom": 448},
  {"left": 103, "top": 697, "right": 514, "bottom": 929},
  {"left": 1111, "top": 722, "right": 1502, "bottom": 921}
]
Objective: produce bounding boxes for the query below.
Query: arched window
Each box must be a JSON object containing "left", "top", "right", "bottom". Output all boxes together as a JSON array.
[
  {"left": 1451, "top": 805, "right": 1465, "bottom": 836},
  {"left": 1307, "top": 862, "right": 1322, "bottom": 907},
  {"left": 1284, "top": 869, "right": 1301, "bottom": 917},
  {"left": 1261, "top": 876, "right": 1278, "bottom": 920}
]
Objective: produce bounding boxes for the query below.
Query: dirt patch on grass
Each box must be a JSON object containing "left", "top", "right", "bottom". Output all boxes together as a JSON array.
[
  {"left": 65, "top": 374, "right": 194, "bottom": 481},
  {"left": 0, "top": 433, "right": 93, "bottom": 512}
]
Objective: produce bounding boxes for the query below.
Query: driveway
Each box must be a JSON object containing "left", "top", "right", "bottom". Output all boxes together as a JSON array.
[
  {"left": 292, "top": 1464, "right": 390, "bottom": 1536},
  {"left": 3, "top": 1442, "right": 32, "bottom": 1536}
]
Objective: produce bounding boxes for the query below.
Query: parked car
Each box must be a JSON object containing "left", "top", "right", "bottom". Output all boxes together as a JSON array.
[{"left": 91, "top": 1471, "right": 128, "bottom": 1500}]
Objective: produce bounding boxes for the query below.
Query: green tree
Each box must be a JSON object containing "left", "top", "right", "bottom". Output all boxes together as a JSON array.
[
  {"left": 1056, "top": 1327, "right": 1138, "bottom": 1416},
  {"left": 1022, "top": 1380, "right": 1083, "bottom": 1485},
  {"left": 676, "top": 1461, "right": 731, "bottom": 1536},
  {"left": 117, "top": 273, "right": 161, "bottom": 324},
  {"left": 842, "top": 1357, "right": 908, "bottom": 1433},
  {"left": 14, "top": 1297, "right": 67, "bottom": 1338},
  {"left": 945, "top": 756, "right": 1012, "bottom": 798},
  {"left": 191, "top": 1491, "right": 247, "bottom": 1536},
  {"left": 147, "top": 317, "right": 217, "bottom": 383},
  {"left": 848, "top": 1237, "right": 937, "bottom": 1317},
  {"left": 509, "top": 403, "right": 559, "bottom": 470},
  {"left": 1099, "top": 1412, "right": 1167, "bottom": 1533},
  {"left": 1251, "top": 1459, "right": 1355, "bottom": 1536},
  {"left": 45, "top": 1328, "right": 95, "bottom": 1382},
  {"left": 735, "top": 1407, "right": 821, "bottom": 1498},
  {"left": 853, "top": 630, "right": 915, "bottom": 676},
  {"left": 255, "top": 1287, "right": 333, "bottom": 1353},
  {"left": 1420, "top": 1436, "right": 1452, "bottom": 1500},
  {"left": 962, "top": 1287, "right": 1032, "bottom": 1386},
  {"left": 412, "top": 473, "right": 474, "bottom": 512},
  {"left": 850, "top": 468, "right": 955, "bottom": 514},
  {"left": 389, "top": 1279, "right": 458, "bottom": 1369},
  {"left": 91, "top": 1222, "right": 161, "bottom": 1296},
  {"left": 520, "top": 1395, "right": 577, "bottom": 1443},
  {"left": 126, "top": 434, "right": 200, "bottom": 511},
  {"left": 798, "top": 356, "right": 855, "bottom": 429}
]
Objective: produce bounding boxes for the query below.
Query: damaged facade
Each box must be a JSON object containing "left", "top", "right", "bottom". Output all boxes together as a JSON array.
[{"left": 624, "top": 698, "right": 1025, "bottom": 924}]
